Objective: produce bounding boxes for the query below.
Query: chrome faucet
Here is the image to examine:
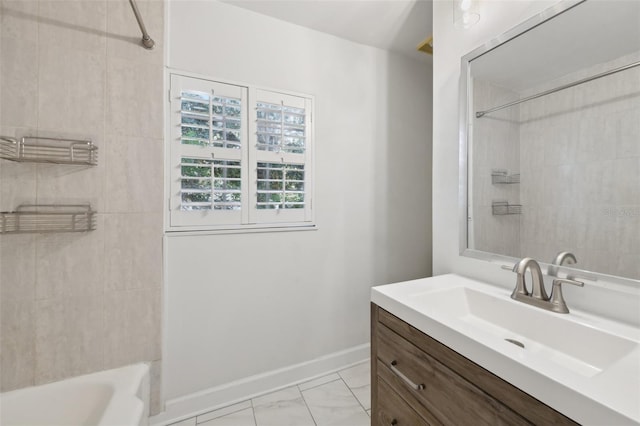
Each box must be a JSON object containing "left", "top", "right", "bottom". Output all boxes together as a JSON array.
[
  {"left": 552, "top": 251, "right": 577, "bottom": 266},
  {"left": 548, "top": 251, "right": 577, "bottom": 276},
  {"left": 510, "top": 257, "right": 584, "bottom": 314}
]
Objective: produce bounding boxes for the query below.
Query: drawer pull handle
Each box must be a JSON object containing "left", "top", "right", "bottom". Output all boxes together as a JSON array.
[{"left": 390, "top": 360, "right": 425, "bottom": 391}]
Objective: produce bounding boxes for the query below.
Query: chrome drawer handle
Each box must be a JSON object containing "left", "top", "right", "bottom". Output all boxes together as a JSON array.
[{"left": 390, "top": 360, "right": 425, "bottom": 391}]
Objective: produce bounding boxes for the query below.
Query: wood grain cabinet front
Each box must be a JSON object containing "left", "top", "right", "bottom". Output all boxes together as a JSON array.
[{"left": 371, "top": 303, "right": 579, "bottom": 426}]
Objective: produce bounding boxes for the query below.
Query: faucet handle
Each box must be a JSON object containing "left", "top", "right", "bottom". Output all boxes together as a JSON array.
[
  {"left": 554, "top": 278, "right": 584, "bottom": 287},
  {"left": 550, "top": 278, "right": 584, "bottom": 313}
]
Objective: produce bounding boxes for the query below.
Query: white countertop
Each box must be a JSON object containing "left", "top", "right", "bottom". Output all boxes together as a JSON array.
[{"left": 371, "top": 273, "right": 640, "bottom": 425}]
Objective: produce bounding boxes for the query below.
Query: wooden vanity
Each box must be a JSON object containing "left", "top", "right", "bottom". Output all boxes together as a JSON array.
[{"left": 371, "top": 303, "right": 578, "bottom": 426}]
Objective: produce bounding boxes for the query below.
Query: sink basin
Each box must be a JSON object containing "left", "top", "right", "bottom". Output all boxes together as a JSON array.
[
  {"left": 411, "top": 286, "right": 636, "bottom": 377},
  {"left": 371, "top": 274, "right": 640, "bottom": 425}
]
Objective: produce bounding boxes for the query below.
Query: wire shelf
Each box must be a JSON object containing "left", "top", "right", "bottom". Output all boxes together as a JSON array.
[
  {"left": 0, "top": 136, "right": 98, "bottom": 166},
  {"left": 0, "top": 204, "right": 96, "bottom": 234},
  {"left": 491, "top": 169, "right": 520, "bottom": 184},
  {"left": 492, "top": 201, "right": 522, "bottom": 216}
]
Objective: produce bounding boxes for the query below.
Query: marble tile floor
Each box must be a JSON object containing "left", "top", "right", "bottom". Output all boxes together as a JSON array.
[{"left": 169, "top": 360, "right": 371, "bottom": 426}]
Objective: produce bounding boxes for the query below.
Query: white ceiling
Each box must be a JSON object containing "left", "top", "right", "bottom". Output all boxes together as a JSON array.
[{"left": 219, "top": 0, "right": 434, "bottom": 63}]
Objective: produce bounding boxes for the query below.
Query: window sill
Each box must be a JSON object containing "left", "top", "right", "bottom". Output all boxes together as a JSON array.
[{"left": 164, "top": 223, "right": 317, "bottom": 237}]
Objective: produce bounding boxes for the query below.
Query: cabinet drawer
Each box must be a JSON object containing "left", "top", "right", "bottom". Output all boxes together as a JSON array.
[
  {"left": 377, "top": 322, "right": 530, "bottom": 426},
  {"left": 376, "top": 376, "right": 431, "bottom": 426},
  {"left": 375, "top": 306, "right": 578, "bottom": 425}
]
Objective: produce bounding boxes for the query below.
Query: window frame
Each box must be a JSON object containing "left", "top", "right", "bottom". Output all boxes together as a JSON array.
[{"left": 165, "top": 70, "right": 316, "bottom": 233}]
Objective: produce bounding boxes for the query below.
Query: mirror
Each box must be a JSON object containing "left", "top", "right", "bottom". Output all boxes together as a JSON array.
[{"left": 460, "top": 0, "right": 640, "bottom": 283}]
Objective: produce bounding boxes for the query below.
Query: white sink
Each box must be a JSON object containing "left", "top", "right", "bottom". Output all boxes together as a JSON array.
[
  {"left": 412, "top": 286, "right": 636, "bottom": 377},
  {"left": 371, "top": 274, "right": 640, "bottom": 425}
]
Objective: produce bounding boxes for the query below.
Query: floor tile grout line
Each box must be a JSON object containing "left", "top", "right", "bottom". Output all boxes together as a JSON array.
[
  {"left": 340, "top": 376, "right": 370, "bottom": 415},
  {"left": 249, "top": 398, "right": 258, "bottom": 426},
  {"left": 195, "top": 400, "right": 252, "bottom": 424},
  {"left": 297, "top": 383, "right": 319, "bottom": 426},
  {"left": 299, "top": 377, "right": 342, "bottom": 393}
]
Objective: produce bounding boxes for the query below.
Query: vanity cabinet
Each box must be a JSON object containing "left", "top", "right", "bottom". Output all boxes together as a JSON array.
[{"left": 371, "top": 304, "right": 578, "bottom": 426}]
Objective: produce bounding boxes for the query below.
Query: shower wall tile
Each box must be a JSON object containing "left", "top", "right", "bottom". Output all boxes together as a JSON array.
[
  {"left": 34, "top": 215, "right": 105, "bottom": 300},
  {"left": 0, "top": 127, "right": 37, "bottom": 211},
  {"left": 519, "top": 52, "right": 640, "bottom": 279},
  {"left": 150, "top": 359, "right": 164, "bottom": 415},
  {"left": 1, "top": 0, "right": 39, "bottom": 43},
  {"left": 103, "top": 213, "right": 162, "bottom": 292},
  {"left": 34, "top": 130, "right": 105, "bottom": 211},
  {"left": 35, "top": 290, "right": 105, "bottom": 385},
  {"left": 0, "top": 297, "right": 36, "bottom": 390},
  {"left": 38, "top": 0, "right": 107, "bottom": 53},
  {"left": 0, "top": 233, "right": 37, "bottom": 391},
  {"left": 471, "top": 80, "right": 521, "bottom": 258},
  {"left": 614, "top": 158, "right": 640, "bottom": 205},
  {"left": 104, "top": 136, "right": 163, "bottom": 213},
  {"left": 103, "top": 285, "right": 162, "bottom": 369},
  {"left": 106, "top": 0, "right": 163, "bottom": 65},
  {"left": 0, "top": 0, "right": 164, "bottom": 404},
  {"left": 0, "top": 35, "right": 38, "bottom": 128},
  {"left": 616, "top": 108, "right": 640, "bottom": 158},
  {"left": 38, "top": 45, "right": 106, "bottom": 136},
  {"left": 0, "top": 234, "right": 36, "bottom": 301},
  {"left": 106, "top": 57, "right": 163, "bottom": 139}
]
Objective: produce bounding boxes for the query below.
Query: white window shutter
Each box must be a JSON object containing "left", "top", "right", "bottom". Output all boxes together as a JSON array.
[
  {"left": 167, "top": 74, "right": 313, "bottom": 231},
  {"left": 249, "top": 89, "right": 313, "bottom": 224},
  {"left": 169, "top": 75, "right": 248, "bottom": 228}
]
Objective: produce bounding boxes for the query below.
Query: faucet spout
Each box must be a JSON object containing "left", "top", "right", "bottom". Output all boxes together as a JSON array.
[
  {"left": 548, "top": 251, "right": 577, "bottom": 277},
  {"left": 552, "top": 251, "right": 577, "bottom": 266},
  {"left": 512, "top": 257, "right": 548, "bottom": 301}
]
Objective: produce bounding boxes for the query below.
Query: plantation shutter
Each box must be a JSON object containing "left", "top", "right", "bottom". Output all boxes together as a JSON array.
[
  {"left": 169, "top": 75, "right": 249, "bottom": 227},
  {"left": 249, "top": 89, "right": 313, "bottom": 224}
]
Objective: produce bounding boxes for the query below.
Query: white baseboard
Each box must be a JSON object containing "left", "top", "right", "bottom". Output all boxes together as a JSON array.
[{"left": 149, "top": 343, "right": 370, "bottom": 426}]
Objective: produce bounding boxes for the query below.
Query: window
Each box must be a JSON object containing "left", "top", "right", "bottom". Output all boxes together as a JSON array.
[{"left": 168, "top": 74, "right": 314, "bottom": 231}]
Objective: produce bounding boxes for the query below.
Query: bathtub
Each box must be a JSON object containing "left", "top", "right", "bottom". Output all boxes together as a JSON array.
[{"left": 0, "top": 363, "right": 150, "bottom": 426}]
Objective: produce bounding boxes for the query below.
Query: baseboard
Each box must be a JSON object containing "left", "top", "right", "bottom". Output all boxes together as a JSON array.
[{"left": 149, "top": 343, "right": 370, "bottom": 425}]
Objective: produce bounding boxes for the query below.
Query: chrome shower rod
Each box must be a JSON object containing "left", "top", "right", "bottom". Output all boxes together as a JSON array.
[
  {"left": 475, "top": 59, "right": 640, "bottom": 118},
  {"left": 129, "top": 0, "right": 155, "bottom": 50}
]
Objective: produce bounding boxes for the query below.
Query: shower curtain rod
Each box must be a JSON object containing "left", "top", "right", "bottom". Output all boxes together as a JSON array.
[
  {"left": 129, "top": 0, "right": 155, "bottom": 50},
  {"left": 475, "top": 59, "right": 640, "bottom": 118}
]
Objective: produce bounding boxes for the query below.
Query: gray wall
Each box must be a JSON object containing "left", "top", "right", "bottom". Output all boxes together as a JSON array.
[{"left": 0, "top": 0, "right": 164, "bottom": 412}]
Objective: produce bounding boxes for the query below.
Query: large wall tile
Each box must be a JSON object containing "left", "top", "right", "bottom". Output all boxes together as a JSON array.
[
  {"left": 35, "top": 290, "right": 105, "bottom": 384},
  {"left": 104, "top": 136, "right": 162, "bottom": 213},
  {"left": 103, "top": 213, "right": 162, "bottom": 291},
  {"left": 103, "top": 286, "right": 161, "bottom": 369},
  {"left": 106, "top": 57, "right": 162, "bottom": 139},
  {"left": 34, "top": 215, "right": 105, "bottom": 300},
  {"left": 38, "top": 0, "right": 107, "bottom": 53},
  {"left": 1, "top": 1, "right": 38, "bottom": 43},
  {"left": 38, "top": 45, "right": 105, "bottom": 136},
  {"left": 1, "top": 36, "right": 38, "bottom": 128},
  {"left": 0, "top": 297, "right": 36, "bottom": 391},
  {"left": 34, "top": 130, "right": 105, "bottom": 211},
  {"left": 150, "top": 359, "right": 164, "bottom": 415},
  {"left": 0, "top": 127, "right": 37, "bottom": 211},
  {"left": 106, "top": 0, "right": 163, "bottom": 65},
  {"left": 0, "top": 234, "right": 36, "bottom": 301}
]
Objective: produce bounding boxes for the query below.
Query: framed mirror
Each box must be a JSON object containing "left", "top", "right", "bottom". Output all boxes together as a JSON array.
[{"left": 459, "top": 0, "right": 640, "bottom": 284}]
